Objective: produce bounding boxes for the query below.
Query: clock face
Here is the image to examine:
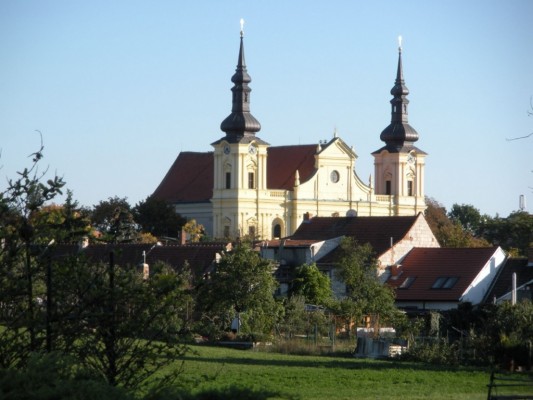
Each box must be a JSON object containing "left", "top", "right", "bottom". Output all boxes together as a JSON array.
[
  {"left": 248, "top": 145, "right": 257, "bottom": 155},
  {"left": 223, "top": 145, "right": 230, "bottom": 155},
  {"left": 330, "top": 170, "right": 340, "bottom": 183}
]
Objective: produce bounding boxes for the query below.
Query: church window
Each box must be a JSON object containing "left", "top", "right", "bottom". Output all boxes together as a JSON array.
[
  {"left": 330, "top": 170, "right": 340, "bottom": 183},
  {"left": 248, "top": 172, "right": 255, "bottom": 189},
  {"left": 273, "top": 224, "right": 281, "bottom": 238},
  {"left": 223, "top": 226, "right": 230, "bottom": 238},
  {"left": 248, "top": 225, "right": 256, "bottom": 238},
  {"left": 407, "top": 180, "right": 413, "bottom": 196},
  {"left": 385, "top": 180, "right": 391, "bottom": 195},
  {"left": 226, "top": 172, "right": 231, "bottom": 189}
]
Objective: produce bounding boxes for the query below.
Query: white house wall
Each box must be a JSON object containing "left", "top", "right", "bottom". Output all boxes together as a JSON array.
[
  {"left": 461, "top": 247, "right": 506, "bottom": 304},
  {"left": 309, "top": 237, "right": 342, "bottom": 264},
  {"left": 378, "top": 213, "right": 440, "bottom": 279}
]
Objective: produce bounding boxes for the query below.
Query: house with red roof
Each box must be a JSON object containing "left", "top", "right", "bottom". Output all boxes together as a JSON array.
[
  {"left": 259, "top": 215, "right": 509, "bottom": 309},
  {"left": 386, "top": 247, "right": 507, "bottom": 311},
  {"left": 259, "top": 213, "right": 439, "bottom": 296},
  {"left": 52, "top": 242, "right": 231, "bottom": 280},
  {"left": 153, "top": 28, "right": 428, "bottom": 240}
]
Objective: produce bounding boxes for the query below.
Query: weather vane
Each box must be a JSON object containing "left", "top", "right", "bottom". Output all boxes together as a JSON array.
[
  {"left": 398, "top": 35, "right": 403, "bottom": 52},
  {"left": 240, "top": 18, "right": 245, "bottom": 37}
]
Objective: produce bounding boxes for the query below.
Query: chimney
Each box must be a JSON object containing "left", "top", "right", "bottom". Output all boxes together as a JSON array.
[
  {"left": 143, "top": 263, "right": 149, "bottom": 280},
  {"left": 390, "top": 264, "right": 402, "bottom": 277},
  {"left": 303, "top": 212, "right": 313, "bottom": 222}
]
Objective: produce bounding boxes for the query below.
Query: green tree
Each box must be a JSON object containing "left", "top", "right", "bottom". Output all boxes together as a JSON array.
[
  {"left": 448, "top": 203, "right": 483, "bottom": 235},
  {"left": 425, "top": 197, "right": 490, "bottom": 248},
  {"left": 1, "top": 142, "right": 190, "bottom": 392},
  {"left": 182, "top": 219, "right": 205, "bottom": 243},
  {"left": 479, "top": 211, "right": 533, "bottom": 256},
  {"left": 0, "top": 138, "right": 65, "bottom": 362},
  {"left": 51, "top": 254, "right": 190, "bottom": 389},
  {"left": 276, "top": 295, "right": 308, "bottom": 339},
  {"left": 290, "top": 263, "right": 332, "bottom": 307},
  {"left": 133, "top": 195, "right": 186, "bottom": 238},
  {"left": 29, "top": 190, "right": 92, "bottom": 244},
  {"left": 91, "top": 196, "right": 139, "bottom": 242},
  {"left": 276, "top": 294, "right": 331, "bottom": 342},
  {"left": 334, "top": 238, "right": 400, "bottom": 336},
  {"left": 195, "top": 242, "right": 278, "bottom": 339}
]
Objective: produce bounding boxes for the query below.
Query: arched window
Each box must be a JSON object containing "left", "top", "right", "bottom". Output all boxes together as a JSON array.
[
  {"left": 384, "top": 171, "right": 393, "bottom": 195},
  {"left": 273, "top": 224, "right": 281, "bottom": 239}
]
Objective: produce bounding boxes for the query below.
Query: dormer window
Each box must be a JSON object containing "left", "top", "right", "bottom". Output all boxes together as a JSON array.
[
  {"left": 431, "top": 277, "right": 459, "bottom": 289},
  {"left": 399, "top": 276, "right": 416, "bottom": 289}
]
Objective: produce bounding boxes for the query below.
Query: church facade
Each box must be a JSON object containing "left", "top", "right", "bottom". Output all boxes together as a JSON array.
[{"left": 153, "top": 30, "right": 427, "bottom": 240}]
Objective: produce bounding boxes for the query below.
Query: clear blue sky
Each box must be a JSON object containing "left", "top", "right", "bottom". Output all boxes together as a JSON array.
[{"left": 1, "top": 0, "right": 532, "bottom": 217}]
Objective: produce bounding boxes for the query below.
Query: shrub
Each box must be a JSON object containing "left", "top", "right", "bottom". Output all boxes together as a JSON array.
[
  {"left": 400, "top": 339, "right": 460, "bottom": 366},
  {"left": 0, "top": 352, "right": 132, "bottom": 400}
]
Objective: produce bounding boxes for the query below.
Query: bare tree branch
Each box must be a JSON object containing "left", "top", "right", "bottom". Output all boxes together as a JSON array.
[{"left": 506, "top": 132, "right": 533, "bottom": 141}]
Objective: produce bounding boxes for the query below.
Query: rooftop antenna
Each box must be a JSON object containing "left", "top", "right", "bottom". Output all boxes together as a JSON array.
[
  {"left": 519, "top": 194, "right": 526, "bottom": 211},
  {"left": 240, "top": 18, "right": 245, "bottom": 37}
]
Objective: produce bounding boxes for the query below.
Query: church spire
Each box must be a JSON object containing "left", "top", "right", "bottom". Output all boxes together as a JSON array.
[
  {"left": 379, "top": 36, "right": 419, "bottom": 151},
  {"left": 220, "top": 19, "right": 261, "bottom": 143}
]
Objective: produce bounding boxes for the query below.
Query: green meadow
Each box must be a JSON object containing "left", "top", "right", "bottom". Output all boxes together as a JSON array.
[{"left": 154, "top": 345, "right": 492, "bottom": 400}]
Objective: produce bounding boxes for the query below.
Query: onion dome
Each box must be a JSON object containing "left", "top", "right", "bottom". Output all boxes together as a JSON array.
[
  {"left": 220, "top": 25, "right": 261, "bottom": 142},
  {"left": 379, "top": 40, "right": 419, "bottom": 151}
]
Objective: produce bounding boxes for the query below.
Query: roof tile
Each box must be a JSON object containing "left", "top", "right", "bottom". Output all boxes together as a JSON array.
[
  {"left": 152, "top": 145, "right": 318, "bottom": 203},
  {"left": 387, "top": 247, "right": 499, "bottom": 302},
  {"left": 293, "top": 216, "right": 419, "bottom": 257}
]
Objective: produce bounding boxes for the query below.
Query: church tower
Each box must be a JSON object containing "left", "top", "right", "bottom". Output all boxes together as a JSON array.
[
  {"left": 211, "top": 21, "right": 269, "bottom": 239},
  {"left": 372, "top": 38, "right": 427, "bottom": 215}
]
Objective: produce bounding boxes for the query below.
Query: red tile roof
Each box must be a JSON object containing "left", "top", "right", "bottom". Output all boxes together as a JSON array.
[
  {"left": 267, "top": 145, "right": 317, "bottom": 190},
  {"left": 259, "top": 239, "right": 321, "bottom": 248},
  {"left": 152, "top": 152, "right": 214, "bottom": 203},
  {"left": 152, "top": 145, "right": 318, "bottom": 203},
  {"left": 387, "top": 247, "right": 500, "bottom": 302},
  {"left": 292, "top": 216, "right": 419, "bottom": 257},
  {"left": 52, "top": 243, "right": 225, "bottom": 278}
]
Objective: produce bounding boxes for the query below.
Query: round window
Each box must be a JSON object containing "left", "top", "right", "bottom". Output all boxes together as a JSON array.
[{"left": 330, "top": 170, "right": 340, "bottom": 183}]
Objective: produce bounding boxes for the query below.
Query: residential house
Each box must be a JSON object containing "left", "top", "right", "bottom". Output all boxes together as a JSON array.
[
  {"left": 260, "top": 213, "right": 439, "bottom": 296},
  {"left": 386, "top": 247, "right": 507, "bottom": 311}
]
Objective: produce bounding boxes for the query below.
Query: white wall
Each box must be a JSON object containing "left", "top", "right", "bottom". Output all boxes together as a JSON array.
[{"left": 461, "top": 247, "right": 506, "bottom": 304}]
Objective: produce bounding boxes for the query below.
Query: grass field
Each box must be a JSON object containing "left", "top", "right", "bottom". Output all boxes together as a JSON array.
[{"left": 153, "top": 345, "right": 492, "bottom": 399}]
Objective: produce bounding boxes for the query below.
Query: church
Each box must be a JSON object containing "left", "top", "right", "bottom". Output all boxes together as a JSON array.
[{"left": 153, "top": 28, "right": 427, "bottom": 240}]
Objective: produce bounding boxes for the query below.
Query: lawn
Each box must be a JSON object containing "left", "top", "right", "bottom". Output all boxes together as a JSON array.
[{"left": 153, "top": 345, "right": 491, "bottom": 400}]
